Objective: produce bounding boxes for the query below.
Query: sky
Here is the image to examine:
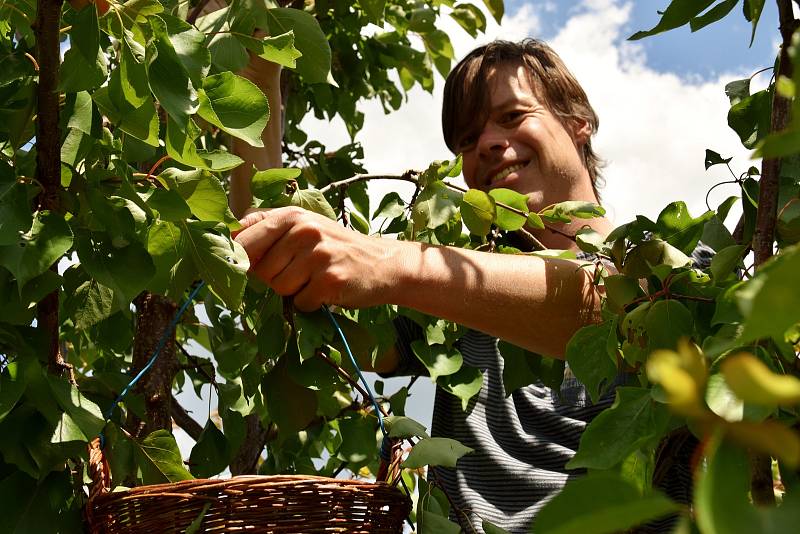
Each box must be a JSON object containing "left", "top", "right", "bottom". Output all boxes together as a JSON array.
[{"left": 176, "top": 0, "right": 788, "bottom": 454}]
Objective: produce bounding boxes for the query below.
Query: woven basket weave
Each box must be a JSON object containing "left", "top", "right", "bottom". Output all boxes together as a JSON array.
[{"left": 85, "top": 438, "right": 411, "bottom": 533}]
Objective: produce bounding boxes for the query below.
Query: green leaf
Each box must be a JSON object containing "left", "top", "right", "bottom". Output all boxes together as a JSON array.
[
  {"left": 373, "top": 192, "right": 406, "bottom": 220},
  {"left": 189, "top": 421, "right": 230, "bottom": 478},
  {"left": 134, "top": 430, "right": 194, "bottom": 484},
  {"left": 420, "top": 511, "right": 461, "bottom": 534},
  {"left": 623, "top": 240, "right": 692, "bottom": 278},
  {"left": 728, "top": 89, "right": 772, "bottom": 149},
  {"left": 146, "top": 188, "right": 192, "bottom": 222},
  {"left": 337, "top": 412, "right": 378, "bottom": 465},
  {"left": 483, "top": 519, "right": 512, "bottom": 534},
  {"left": 460, "top": 189, "right": 496, "bottom": 236},
  {"left": 645, "top": 300, "right": 694, "bottom": 351},
  {"left": 262, "top": 357, "right": 317, "bottom": 434},
  {"left": 117, "top": 31, "right": 150, "bottom": 108},
  {"left": 290, "top": 188, "right": 337, "bottom": 220},
  {"left": 540, "top": 201, "right": 605, "bottom": 224},
  {"left": 58, "top": 6, "right": 107, "bottom": 92},
  {"left": 604, "top": 274, "right": 643, "bottom": 312},
  {"left": 411, "top": 340, "right": 463, "bottom": 382},
  {"left": 403, "top": 437, "right": 473, "bottom": 469},
  {"left": 689, "top": 0, "right": 738, "bottom": 32},
  {"left": 0, "top": 211, "right": 73, "bottom": 290},
  {"left": 498, "top": 341, "right": 541, "bottom": 396},
  {"left": 744, "top": 0, "right": 766, "bottom": 46},
  {"left": 251, "top": 167, "right": 300, "bottom": 202},
  {"left": 655, "top": 201, "right": 714, "bottom": 254},
  {"left": 575, "top": 227, "right": 607, "bottom": 254},
  {"left": 736, "top": 244, "right": 800, "bottom": 343},
  {"left": 412, "top": 181, "right": 461, "bottom": 229},
  {"left": 482, "top": 0, "right": 504, "bottom": 24},
  {"left": 184, "top": 222, "right": 249, "bottom": 309},
  {"left": 360, "top": 0, "right": 387, "bottom": 24},
  {"left": 294, "top": 309, "right": 334, "bottom": 361},
  {"left": 158, "top": 168, "right": 235, "bottom": 224},
  {"left": 160, "top": 14, "right": 210, "bottom": 89},
  {"left": 710, "top": 244, "right": 747, "bottom": 282},
  {"left": 565, "top": 322, "right": 617, "bottom": 404},
  {"left": 198, "top": 72, "right": 269, "bottom": 148},
  {"left": 65, "top": 91, "right": 93, "bottom": 134},
  {"left": 93, "top": 86, "right": 160, "bottom": 146},
  {"left": 488, "top": 188, "right": 528, "bottom": 230},
  {"left": 146, "top": 221, "right": 197, "bottom": 299},
  {"left": 629, "top": 0, "right": 715, "bottom": 40},
  {"left": 0, "top": 362, "right": 27, "bottom": 424},
  {"left": 567, "top": 388, "right": 669, "bottom": 470},
  {"left": 437, "top": 365, "right": 484, "bottom": 411},
  {"left": 75, "top": 235, "right": 155, "bottom": 306},
  {"left": 450, "top": 4, "right": 488, "bottom": 38},
  {"left": 535, "top": 473, "right": 679, "bottom": 534},
  {"left": 264, "top": 8, "right": 331, "bottom": 84},
  {"left": 704, "top": 149, "right": 733, "bottom": 170},
  {"left": 0, "top": 470, "right": 81, "bottom": 534},
  {"left": 0, "top": 162, "right": 32, "bottom": 246},
  {"left": 166, "top": 117, "right": 244, "bottom": 172},
  {"left": 69, "top": 280, "right": 115, "bottom": 330},
  {"left": 384, "top": 415, "right": 429, "bottom": 439},
  {"left": 46, "top": 375, "right": 105, "bottom": 441},
  {"left": 147, "top": 17, "right": 199, "bottom": 130},
  {"left": 238, "top": 31, "right": 303, "bottom": 69}
]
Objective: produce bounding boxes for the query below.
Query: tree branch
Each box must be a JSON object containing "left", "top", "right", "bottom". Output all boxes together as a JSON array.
[
  {"left": 34, "top": 0, "right": 66, "bottom": 377},
  {"left": 753, "top": 0, "right": 798, "bottom": 266},
  {"left": 170, "top": 395, "right": 204, "bottom": 441}
]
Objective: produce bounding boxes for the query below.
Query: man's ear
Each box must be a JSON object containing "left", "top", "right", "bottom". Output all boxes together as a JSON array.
[{"left": 569, "top": 119, "right": 592, "bottom": 146}]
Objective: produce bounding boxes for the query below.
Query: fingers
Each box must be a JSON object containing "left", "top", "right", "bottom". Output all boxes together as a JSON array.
[{"left": 233, "top": 207, "right": 300, "bottom": 265}]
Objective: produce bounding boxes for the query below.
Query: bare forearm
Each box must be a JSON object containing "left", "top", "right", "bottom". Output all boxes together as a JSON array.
[
  {"left": 230, "top": 59, "right": 283, "bottom": 219},
  {"left": 385, "top": 242, "right": 600, "bottom": 358}
]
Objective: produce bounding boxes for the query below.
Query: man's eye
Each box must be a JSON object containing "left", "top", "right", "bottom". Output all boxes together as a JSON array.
[
  {"left": 458, "top": 134, "right": 478, "bottom": 150},
  {"left": 502, "top": 111, "right": 524, "bottom": 123}
]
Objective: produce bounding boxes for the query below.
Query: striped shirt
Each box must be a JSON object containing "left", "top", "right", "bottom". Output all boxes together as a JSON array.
[{"left": 392, "top": 246, "right": 712, "bottom": 533}]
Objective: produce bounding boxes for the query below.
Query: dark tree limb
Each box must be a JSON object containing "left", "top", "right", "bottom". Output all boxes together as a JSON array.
[
  {"left": 34, "top": 0, "right": 67, "bottom": 377},
  {"left": 750, "top": 451, "right": 777, "bottom": 506},
  {"left": 127, "top": 293, "right": 180, "bottom": 437},
  {"left": 229, "top": 416, "right": 277, "bottom": 475},
  {"left": 752, "top": 0, "right": 798, "bottom": 266},
  {"left": 170, "top": 394, "right": 204, "bottom": 442}
]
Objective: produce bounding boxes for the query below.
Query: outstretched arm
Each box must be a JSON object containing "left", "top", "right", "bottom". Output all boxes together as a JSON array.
[
  {"left": 234, "top": 207, "right": 604, "bottom": 359},
  {"left": 229, "top": 57, "right": 283, "bottom": 219}
]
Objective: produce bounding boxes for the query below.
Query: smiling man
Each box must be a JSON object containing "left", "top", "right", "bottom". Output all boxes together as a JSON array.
[{"left": 234, "top": 40, "right": 619, "bottom": 532}]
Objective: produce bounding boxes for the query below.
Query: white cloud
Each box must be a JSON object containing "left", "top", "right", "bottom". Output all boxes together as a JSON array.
[{"left": 301, "top": 0, "right": 761, "bottom": 224}]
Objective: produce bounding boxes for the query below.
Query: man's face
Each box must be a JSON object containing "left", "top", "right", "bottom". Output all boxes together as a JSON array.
[{"left": 457, "top": 63, "right": 591, "bottom": 212}]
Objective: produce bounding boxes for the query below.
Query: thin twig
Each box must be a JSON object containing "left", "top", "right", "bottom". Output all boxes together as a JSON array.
[{"left": 319, "top": 173, "right": 419, "bottom": 194}]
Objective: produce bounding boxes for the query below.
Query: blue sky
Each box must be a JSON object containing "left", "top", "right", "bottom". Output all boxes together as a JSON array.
[{"left": 509, "top": 0, "right": 780, "bottom": 78}]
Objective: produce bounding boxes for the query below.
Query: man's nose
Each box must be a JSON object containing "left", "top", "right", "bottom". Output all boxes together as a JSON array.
[{"left": 477, "top": 124, "right": 510, "bottom": 157}]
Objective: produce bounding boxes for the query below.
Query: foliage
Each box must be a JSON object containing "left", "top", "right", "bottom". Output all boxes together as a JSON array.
[{"left": 1, "top": 0, "right": 800, "bottom": 532}]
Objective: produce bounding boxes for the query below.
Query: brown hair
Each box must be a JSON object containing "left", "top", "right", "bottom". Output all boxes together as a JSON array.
[{"left": 442, "top": 39, "right": 604, "bottom": 197}]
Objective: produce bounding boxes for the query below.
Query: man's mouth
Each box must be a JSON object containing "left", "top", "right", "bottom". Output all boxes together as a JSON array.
[{"left": 489, "top": 162, "right": 526, "bottom": 185}]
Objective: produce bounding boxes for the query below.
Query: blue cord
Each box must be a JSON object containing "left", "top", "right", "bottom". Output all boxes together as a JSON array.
[
  {"left": 100, "top": 281, "right": 206, "bottom": 446},
  {"left": 321, "top": 306, "right": 388, "bottom": 437}
]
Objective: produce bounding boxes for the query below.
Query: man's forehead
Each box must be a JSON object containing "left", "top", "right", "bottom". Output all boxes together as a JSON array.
[{"left": 484, "top": 63, "right": 542, "bottom": 108}]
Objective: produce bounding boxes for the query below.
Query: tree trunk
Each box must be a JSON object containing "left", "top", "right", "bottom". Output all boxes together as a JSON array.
[
  {"left": 229, "top": 415, "right": 275, "bottom": 475},
  {"left": 127, "top": 292, "right": 179, "bottom": 436},
  {"left": 34, "top": 0, "right": 67, "bottom": 377}
]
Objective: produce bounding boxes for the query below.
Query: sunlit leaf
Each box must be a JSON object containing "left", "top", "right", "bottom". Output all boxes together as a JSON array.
[{"left": 403, "top": 437, "right": 473, "bottom": 469}]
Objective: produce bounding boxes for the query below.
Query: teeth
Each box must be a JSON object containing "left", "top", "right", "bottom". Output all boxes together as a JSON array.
[{"left": 490, "top": 163, "right": 524, "bottom": 184}]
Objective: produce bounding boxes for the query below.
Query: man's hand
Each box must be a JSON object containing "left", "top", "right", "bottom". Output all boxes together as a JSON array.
[{"left": 234, "top": 207, "right": 404, "bottom": 311}]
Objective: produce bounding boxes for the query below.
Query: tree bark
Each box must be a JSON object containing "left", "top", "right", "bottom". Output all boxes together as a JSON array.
[
  {"left": 752, "top": 0, "right": 798, "bottom": 266},
  {"left": 229, "top": 415, "right": 277, "bottom": 475},
  {"left": 34, "top": 0, "right": 67, "bottom": 377},
  {"left": 171, "top": 394, "right": 204, "bottom": 441},
  {"left": 127, "top": 293, "right": 179, "bottom": 436}
]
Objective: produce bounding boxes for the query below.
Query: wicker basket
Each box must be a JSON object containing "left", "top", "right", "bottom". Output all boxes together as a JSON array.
[{"left": 85, "top": 438, "right": 411, "bottom": 533}]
